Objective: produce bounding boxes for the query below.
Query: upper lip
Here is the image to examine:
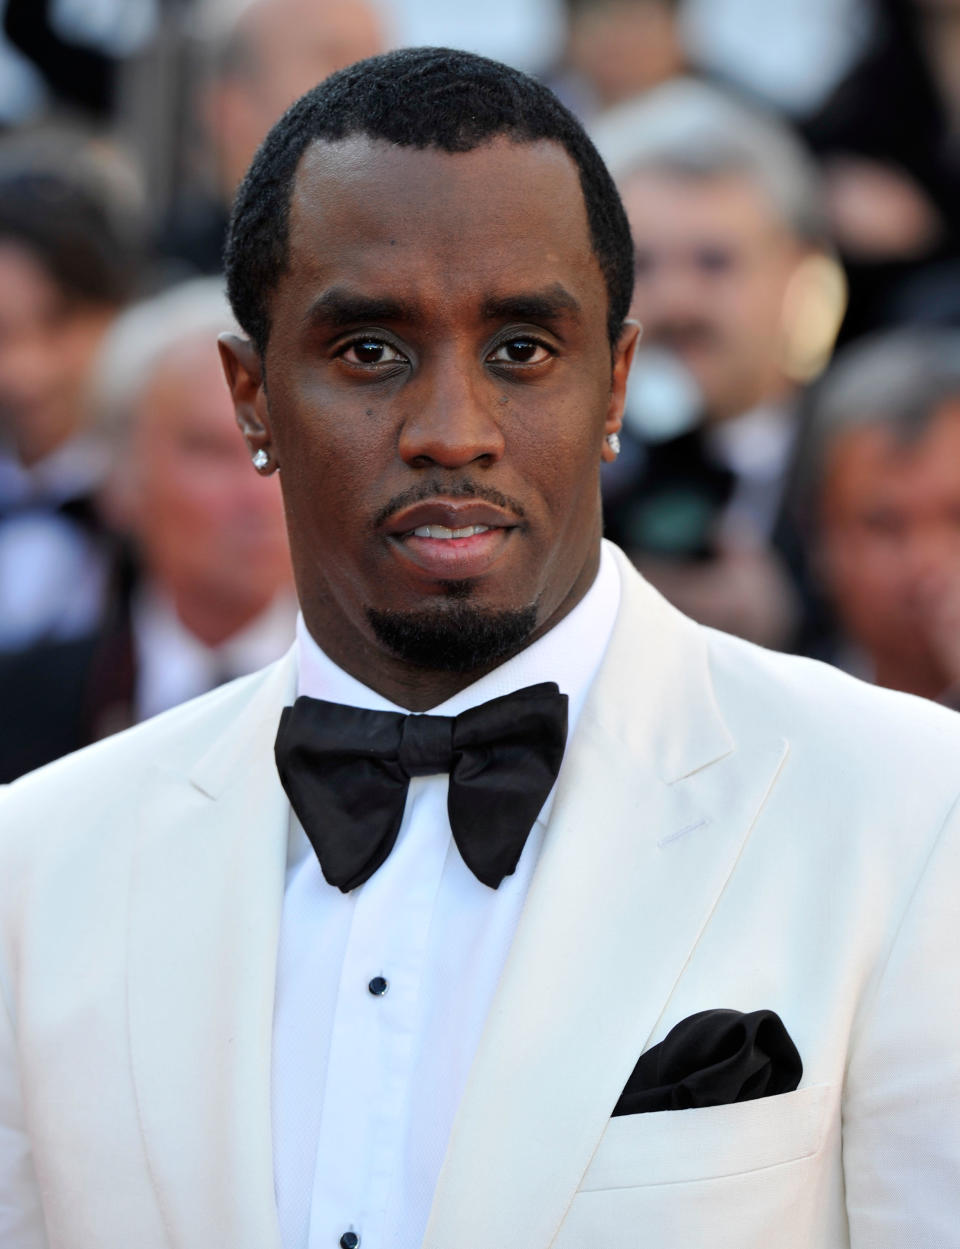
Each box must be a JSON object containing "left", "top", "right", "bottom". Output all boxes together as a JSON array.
[{"left": 382, "top": 499, "right": 520, "bottom": 537}]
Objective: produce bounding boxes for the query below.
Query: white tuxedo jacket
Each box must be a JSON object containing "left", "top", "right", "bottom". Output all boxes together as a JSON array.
[{"left": 2, "top": 545, "right": 959, "bottom": 1248}]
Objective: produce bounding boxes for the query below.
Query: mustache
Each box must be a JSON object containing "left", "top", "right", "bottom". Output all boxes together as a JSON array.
[{"left": 372, "top": 478, "right": 528, "bottom": 531}]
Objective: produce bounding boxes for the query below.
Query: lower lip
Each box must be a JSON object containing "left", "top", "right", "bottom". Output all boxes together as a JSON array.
[{"left": 389, "top": 527, "right": 514, "bottom": 579}]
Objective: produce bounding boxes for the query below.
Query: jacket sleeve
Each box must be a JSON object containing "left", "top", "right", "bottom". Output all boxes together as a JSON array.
[{"left": 842, "top": 790, "right": 960, "bottom": 1246}]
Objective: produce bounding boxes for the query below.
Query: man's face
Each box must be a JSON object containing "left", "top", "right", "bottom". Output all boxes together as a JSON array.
[
  {"left": 222, "top": 136, "right": 636, "bottom": 705},
  {"left": 567, "top": 0, "right": 685, "bottom": 109},
  {"left": 210, "top": 0, "right": 385, "bottom": 194},
  {"left": 620, "top": 170, "right": 805, "bottom": 421},
  {"left": 125, "top": 336, "right": 292, "bottom": 631},
  {"left": 818, "top": 400, "right": 960, "bottom": 696},
  {"left": 0, "top": 242, "right": 111, "bottom": 462}
]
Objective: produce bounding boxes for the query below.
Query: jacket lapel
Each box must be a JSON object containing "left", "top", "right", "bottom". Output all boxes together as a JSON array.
[
  {"left": 424, "top": 548, "right": 788, "bottom": 1249},
  {"left": 127, "top": 652, "right": 297, "bottom": 1249}
]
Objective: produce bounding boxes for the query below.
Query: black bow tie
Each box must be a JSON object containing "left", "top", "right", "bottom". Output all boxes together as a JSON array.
[{"left": 274, "top": 682, "right": 568, "bottom": 892}]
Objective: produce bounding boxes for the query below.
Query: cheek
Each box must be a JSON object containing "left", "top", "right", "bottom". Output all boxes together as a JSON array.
[
  {"left": 723, "top": 277, "right": 780, "bottom": 336},
  {"left": 828, "top": 532, "right": 908, "bottom": 616}
]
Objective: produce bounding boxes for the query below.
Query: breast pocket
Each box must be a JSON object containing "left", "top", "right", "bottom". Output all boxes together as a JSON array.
[{"left": 579, "top": 1083, "right": 835, "bottom": 1191}]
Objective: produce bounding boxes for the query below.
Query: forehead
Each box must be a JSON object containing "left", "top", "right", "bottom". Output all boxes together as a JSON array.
[
  {"left": 139, "top": 336, "right": 233, "bottom": 422},
  {"left": 0, "top": 241, "right": 63, "bottom": 319},
  {"left": 275, "top": 135, "right": 604, "bottom": 323},
  {"left": 620, "top": 168, "right": 785, "bottom": 241},
  {"left": 826, "top": 404, "right": 960, "bottom": 503}
]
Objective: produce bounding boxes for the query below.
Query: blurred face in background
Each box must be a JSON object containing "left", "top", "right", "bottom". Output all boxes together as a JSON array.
[
  {"left": 121, "top": 335, "right": 292, "bottom": 639},
  {"left": 0, "top": 242, "right": 113, "bottom": 464},
  {"left": 566, "top": 0, "right": 685, "bottom": 109},
  {"left": 818, "top": 399, "right": 960, "bottom": 699},
  {"left": 208, "top": 0, "right": 386, "bottom": 194},
  {"left": 620, "top": 169, "right": 807, "bottom": 422}
]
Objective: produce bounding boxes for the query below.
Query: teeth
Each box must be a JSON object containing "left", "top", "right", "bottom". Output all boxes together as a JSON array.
[{"left": 412, "top": 524, "right": 491, "bottom": 539}]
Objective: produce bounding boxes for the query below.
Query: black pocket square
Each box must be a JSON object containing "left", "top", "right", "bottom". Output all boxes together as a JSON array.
[{"left": 612, "top": 1008, "right": 802, "bottom": 1116}]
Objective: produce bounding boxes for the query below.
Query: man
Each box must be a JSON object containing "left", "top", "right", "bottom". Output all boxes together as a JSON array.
[
  {"left": 593, "top": 80, "right": 844, "bottom": 650},
  {"left": 0, "top": 156, "right": 142, "bottom": 649},
  {"left": 1, "top": 48, "right": 958, "bottom": 1249},
  {"left": 202, "top": 0, "right": 387, "bottom": 198},
  {"left": 799, "top": 327, "right": 960, "bottom": 706},
  {"left": 0, "top": 278, "right": 295, "bottom": 780},
  {"left": 166, "top": 0, "right": 387, "bottom": 271},
  {"left": 551, "top": 0, "right": 687, "bottom": 119}
]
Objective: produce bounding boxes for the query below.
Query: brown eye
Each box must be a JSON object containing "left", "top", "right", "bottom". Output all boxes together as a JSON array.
[
  {"left": 489, "top": 338, "right": 551, "bottom": 365},
  {"left": 342, "top": 339, "right": 404, "bottom": 365}
]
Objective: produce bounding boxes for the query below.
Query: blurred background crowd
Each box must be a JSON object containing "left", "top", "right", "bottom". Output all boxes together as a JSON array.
[{"left": 1, "top": 0, "right": 959, "bottom": 780}]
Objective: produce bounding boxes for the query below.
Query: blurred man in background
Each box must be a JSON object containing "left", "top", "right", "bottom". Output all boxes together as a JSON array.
[
  {"left": 0, "top": 278, "right": 295, "bottom": 781},
  {"left": 804, "top": 0, "right": 960, "bottom": 341},
  {"left": 167, "top": 0, "right": 387, "bottom": 271},
  {"left": 204, "top": 0, "right": 387, "bottom": 196},
  {"left": 798, "top": 328, "right": 960, "bottom": 706},
  {"left": 594, "top": 80, "right": 844, "bottom": 650},
  {"left": 0, "top": 154, "right": 142, "bottom": 650},
  {"left": 551, "top": 0, "right": 687, "bottom": 119}
]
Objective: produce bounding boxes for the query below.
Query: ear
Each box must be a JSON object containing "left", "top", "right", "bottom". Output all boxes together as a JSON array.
[
  {"left": 602, "top": 319, "right": 641, "bottom": 462},
  {"left": 218, "top": 332, "right": 276, "bottom": 466}
]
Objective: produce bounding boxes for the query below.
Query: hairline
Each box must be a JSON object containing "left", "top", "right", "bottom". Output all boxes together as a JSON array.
[
  {"left": 244, "top": 134, "right": 626, "bottom": 361},
  {"left": 265, "top": 130, "right": 613, "bottom": 354}
]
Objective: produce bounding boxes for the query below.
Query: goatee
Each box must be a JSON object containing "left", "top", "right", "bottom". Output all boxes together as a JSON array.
[{"left": 365, "top": 600, "right": 538, "bottom": 672}]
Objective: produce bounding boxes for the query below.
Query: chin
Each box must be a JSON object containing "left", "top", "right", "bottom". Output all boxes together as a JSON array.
[{"left": 365, "top": 598, "right": 539, "bottom": 672}]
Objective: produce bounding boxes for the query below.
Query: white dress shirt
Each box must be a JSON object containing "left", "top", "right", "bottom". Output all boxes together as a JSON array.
[
  {"left": 705, "top": 402, "right": 798, "bottom": 544},
  {"left": 272, "top": 544, "right": 621, "bottom": 1249}
]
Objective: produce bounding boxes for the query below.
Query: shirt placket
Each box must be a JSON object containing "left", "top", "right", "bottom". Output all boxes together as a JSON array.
[{"left": 307, "top": 777, "right": 449, "bottom": 1249}]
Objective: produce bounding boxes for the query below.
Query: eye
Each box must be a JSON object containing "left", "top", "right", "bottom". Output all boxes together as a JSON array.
[
  {"left": 488, "top": 337, "right": 553, "bottom": 366},
  {"left": 340, "top": 338, "right": 406, "bottom": 366},
  {"left": 694, "top": 246, "right": 735, "bottom": 275}
]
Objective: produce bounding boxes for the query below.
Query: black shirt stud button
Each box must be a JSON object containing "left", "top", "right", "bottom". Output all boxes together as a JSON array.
[
  {"left": 339, "top": 1233, "right": 359, "bottom": 1249},
  {"left": 368, "top": 976, "right": 388, "bottom": 996}
]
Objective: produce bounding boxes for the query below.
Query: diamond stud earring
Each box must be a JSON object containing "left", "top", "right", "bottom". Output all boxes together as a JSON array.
[
  {"left": 606, "top": 433, "right": 621, "bottom": 456},
  {"left": 252, "top": 449, "right": 270, "bottom": 471}
]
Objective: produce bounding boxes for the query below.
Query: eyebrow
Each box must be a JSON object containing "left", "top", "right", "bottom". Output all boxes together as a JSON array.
[
  {"left": 302, "top": 282, "right": 583, "bottom": 334},
  {"left": 481, "top": 284, "right": 582, "bottom": 326},
  {"left": 303, "top": 288, "right": 418, "bottom": 331}
]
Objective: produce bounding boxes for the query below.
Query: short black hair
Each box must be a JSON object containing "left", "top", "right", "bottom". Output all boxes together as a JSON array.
[
  {"left": 224, "top": 46, "right": 634, "bottom": 355},
  {"left": 0, "top": 165, "right": 139, "bottom": 307}
]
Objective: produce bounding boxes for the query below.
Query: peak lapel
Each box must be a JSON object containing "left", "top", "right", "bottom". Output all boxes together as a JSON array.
[
  {"left": 424, "top": 551, "right": 788, "bottom": 1249},
  {"left": 127, "top": 653, "right": 297, "bottom": 1249}
]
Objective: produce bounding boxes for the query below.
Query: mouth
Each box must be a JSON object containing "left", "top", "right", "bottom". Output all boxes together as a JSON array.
[{"left": 382, "top": 499, "right": 521, "bottom": 579}]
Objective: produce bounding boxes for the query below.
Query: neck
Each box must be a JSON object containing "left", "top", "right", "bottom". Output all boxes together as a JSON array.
[
  {"left": 308, "top": 619, "right": 535, "bottom": 712},
  {"left": 14, "top": 407, "right": 83, "bottom": 468},
  {"left": 169, "top": 586, "right": 272, "bottom": 649},
  {"left": 302, "top": 550, "right": 601, "bottom": 712},
  {"left": 708, "top": 375, "right": 793, "bottom": 425},
  {"left": 873, "top": 651, "right": 950, "bottom": 702}
]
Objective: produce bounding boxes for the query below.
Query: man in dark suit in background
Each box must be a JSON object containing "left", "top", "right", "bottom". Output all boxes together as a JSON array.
[
  {"left": 593, "top": 80, "right": 844, "bottom": 654},
  {"left": 0, "top": 278, "right": 295, "bottom": 780},
  {"left": 0, "top": 157, "right": 141, "bottom": 651}
]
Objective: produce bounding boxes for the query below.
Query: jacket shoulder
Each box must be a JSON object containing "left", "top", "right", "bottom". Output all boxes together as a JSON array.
[
  {"left": 0, "top": 652, "right": 294, "bottom": 861},
  {"left": 704, "top": 626, "right": 960, "bottom": 794}
]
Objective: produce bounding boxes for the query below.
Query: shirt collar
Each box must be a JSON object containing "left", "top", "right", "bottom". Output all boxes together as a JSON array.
[
  {"left": 297, "top": 541, "right": 620, "bottom": 729},
  {"left": 292, "top": 542, "right": 622, "bottom": 845}
]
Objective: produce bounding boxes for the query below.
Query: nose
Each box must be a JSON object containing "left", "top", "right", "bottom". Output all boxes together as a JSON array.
[{"left": 397, "top": 350, "right": 505, "bottom": 470}]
